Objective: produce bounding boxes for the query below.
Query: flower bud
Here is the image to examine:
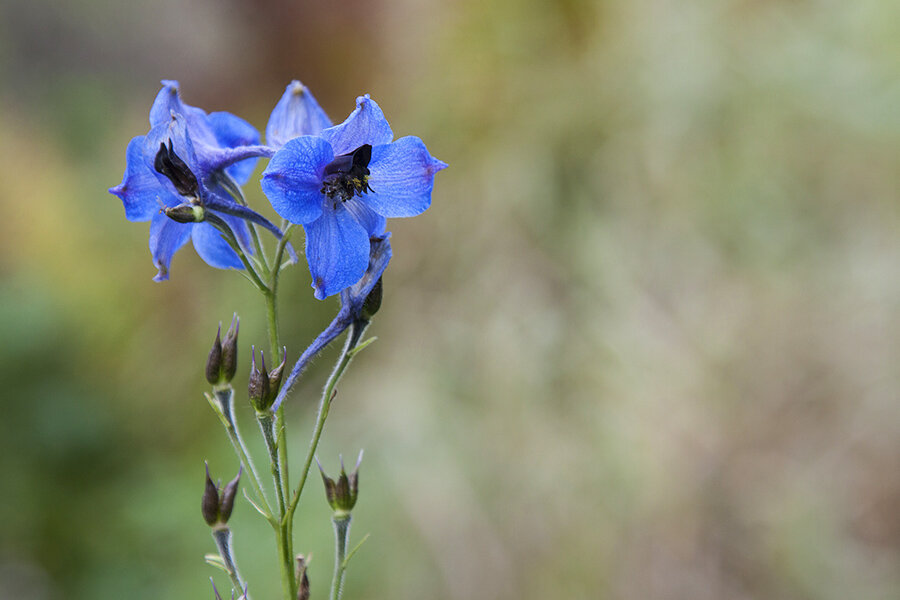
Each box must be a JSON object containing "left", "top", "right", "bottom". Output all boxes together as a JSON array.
[
  {"left": 248, "top": 347, "right": 287, "bottom": 412},
  {"left": 202, "top": 463, "right": 242, "bottom": 528},
  {"left": 201, "top": 465, "right": 220, "bottom": 526},
  {"left": 221, "top": 315, "right": 239, "bottom": 383},
  {"left": 268, "top": 347, "right": 287, "bottom": 396},
  {"left": 219, "top": 469, "right": 241, "bottom": 523},
  {"left": 318, "top": 451, "right": 362, "bottom": 515},
  {"left": 248, "top": 348, "right": 271, "bottom": 412},
  {"left": 205, "top": 325, "right": 223, "bottom": 385},
  {"left": 163, "top": 203, "right": 205, "bottom": 223}
]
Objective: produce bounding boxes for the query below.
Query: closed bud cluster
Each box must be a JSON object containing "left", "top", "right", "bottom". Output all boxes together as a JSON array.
[
  {"left": 201, "top": 463, "right": 242, "bottom": 528},
  {"left": 318, "top": 451, "right": 362, "bottom": 516},
  {"left": 206, "top": 315, "right": 239, "bottom": 386},
  {"left": 248, "top": 346, "right": 286, "bottom": 412}
]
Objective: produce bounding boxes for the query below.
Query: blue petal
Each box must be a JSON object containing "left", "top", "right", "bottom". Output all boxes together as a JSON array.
[
  {"left": 320, "top": 95, "right": 393, "bottom": 156},
  {"left": 148, "top": 81, "right": 262, "bottom": 184},
  {"left": 344, "top": 198, "right": 387, "bottom": 236},
  {"left": 362, "top": 136, "right": 448, "bottom": 218},
  {"left": 110, "top": 135, "right": 179, "bottom": 221},
  {"left": 191, "top": 220, "right": 245, "bottom": 270},
  {"left": 207, "top": 111, "right": 262, "bottom": 184},
  {"left": 149, "top": 211, "right": 192, "bottom": 281},
  {"left": 261, "top": 136, "right": 332, "bottom": 225},
  {"left": 304, "top": 206, "right": 370, "bottom": 299},
  {"left": 266, "top": 81, "right": 332, "bottom": 148},
  {"left": 148, "top": 81, "right": 211, "bottom": 144}
]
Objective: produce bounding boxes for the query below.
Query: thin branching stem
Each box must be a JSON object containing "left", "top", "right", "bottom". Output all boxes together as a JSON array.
[{"left": 286, "top": 321, "right": 368, "bottom": 528}]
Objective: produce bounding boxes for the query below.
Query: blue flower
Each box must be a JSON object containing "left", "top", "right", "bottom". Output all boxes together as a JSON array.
[
  {"left": 109, "top": 81, "right": 280, "bottom": 281},
  {"left": 260, "top": 94, "right": 447, "bottom": 299}
]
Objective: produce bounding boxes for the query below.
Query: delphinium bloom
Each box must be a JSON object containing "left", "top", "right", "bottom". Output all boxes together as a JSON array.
[
  {"left": 261, "top": 94, "right": 447, "bottom": 299},
  {"left": 110, "top": 81, "right": 280, "bottom": 280}
]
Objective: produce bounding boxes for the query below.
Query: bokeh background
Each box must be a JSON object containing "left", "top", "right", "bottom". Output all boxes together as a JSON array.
[{"left": 2, "top": 0, "right": 900, "bottom": 598}]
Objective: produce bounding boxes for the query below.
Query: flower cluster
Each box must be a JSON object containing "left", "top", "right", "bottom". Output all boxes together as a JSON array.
[{"left": 110, "top": 80, "right": 446, "bottom": 298}]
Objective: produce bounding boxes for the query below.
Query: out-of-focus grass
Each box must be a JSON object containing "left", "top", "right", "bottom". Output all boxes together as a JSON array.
[{"left": 1, "top": 0, "right": 899, "bottom": 599}]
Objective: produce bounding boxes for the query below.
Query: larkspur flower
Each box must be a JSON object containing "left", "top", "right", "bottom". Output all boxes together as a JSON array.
[
  {"left": 109, "top": 81, "right": 282, "bottom": 281},
  {"left": 260, "top": 94, "right": 447, "bottom": 299}
]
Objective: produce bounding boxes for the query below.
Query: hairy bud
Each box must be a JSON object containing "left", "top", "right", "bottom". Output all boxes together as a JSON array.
[
  {"left": 221, "top": 315, "right": 239, "bottom": 383},
  {"left": 248, "top": 348, "right": 271, "bottom": 412},
  {"left": 206, "top": 325, "right": 223, "bottom": 385},
  {"left": 318, "top": 451, "right": 363, "bottom": 515},
  {"left": 248, "top": 346, "right": 287, "bottom": 412},
  {"left": 201, "top": 463, "right": 242, "bottom": 528}
]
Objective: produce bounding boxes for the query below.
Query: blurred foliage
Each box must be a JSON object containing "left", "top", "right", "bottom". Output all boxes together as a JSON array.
[{"left": 1, "top": 0, "right": 899, "bottom": 599}]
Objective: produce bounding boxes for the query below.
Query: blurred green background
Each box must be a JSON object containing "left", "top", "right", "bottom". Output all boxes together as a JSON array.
[{"left": 2, "top": 0, "right": 900, "bottom": 598}]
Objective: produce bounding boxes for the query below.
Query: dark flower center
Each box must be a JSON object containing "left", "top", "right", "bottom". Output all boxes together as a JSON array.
[
  {"left": 321, "top": 144, "right": 373, "bottom": 204},
  {"left": 154, "top": 140, "right": 200, "bottom": 198}
]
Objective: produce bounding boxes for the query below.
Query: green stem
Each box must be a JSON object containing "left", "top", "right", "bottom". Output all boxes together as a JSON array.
[
  {"left": 272, "top": 224, "right": 294, "bottom": 275},
  {"left": 258, "top": 414, "right": 287, "bottom": 520},
  {"left": 210, "top": 387, "right": 273, "bottom": 523},
  {"left": 207, "top": 215, "right": 269, "bottom": 294},
  {"left": 287, "top": 321, "right": 368, "bottom": 527},
  {"left": 262, "top": 284, "right": 289, "bottom": 513},
  {"left": 217, "top": 176, "right": 270, "bottom": 276},
  {"left": 213, "top": 527, "right": 249, "bottom": 599},
  {"left": 258, "top": 411, "right": 294, "bottom": 600},
  {"left": 261, "top": 278, "right": 296, "bottom": 600},
  {"left": 249, "top": 224, "right": 270, "bottom": 274},
  {"left": 329, "top": 515, "right": 352, "bottom": 600}
]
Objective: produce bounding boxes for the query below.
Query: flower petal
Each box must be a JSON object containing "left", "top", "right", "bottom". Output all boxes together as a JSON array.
[
  {"left": 149, "top": 211, "right": 192, "bottom": 281},
  {"left": 321, "top": 95, "right": 393, "bottom": 156},
  {"left": 362, "top": 136, "right": 448, "bottom": 218},
  {"left": 344, "top": 198, "right": 387, "bottom": 236},
  {"left": 261, "top": 136, "right": 332, "bottom": 225},
  {"left": 148, "top": 81, "right": 211, "bottom": 146},
  {"left": 304, "top": 206, "right": 370, "bottom": 299},
  {"left": 109, "top": 135, "right": 179, "bottom": 221},
  {"left": 266, "top": 81, "right": 332, "bottom": 148},
  {"left": 191, "top": 220, "right": 245, "bottom": 271},
  {"left": 207, "top": 111, "right": 262, "bottom": 184}
]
